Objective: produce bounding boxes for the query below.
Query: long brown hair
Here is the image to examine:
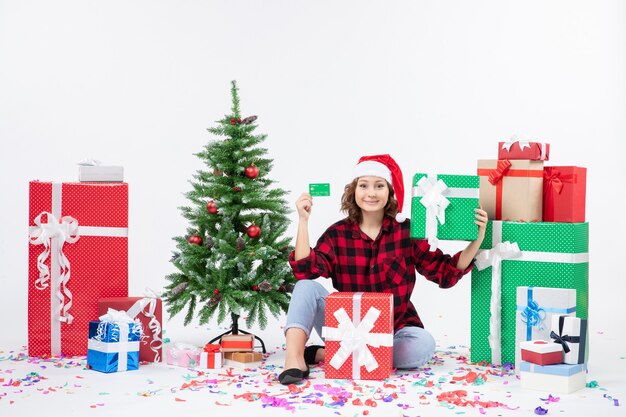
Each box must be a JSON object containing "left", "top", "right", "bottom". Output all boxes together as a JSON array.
[{"left": 340, "top": 178, "right": 399, "bottom": 223}]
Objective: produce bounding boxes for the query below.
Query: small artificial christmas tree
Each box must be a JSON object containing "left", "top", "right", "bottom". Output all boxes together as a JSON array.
[{"left": 165, "top": 81, "right": 295, "bottom": 341}]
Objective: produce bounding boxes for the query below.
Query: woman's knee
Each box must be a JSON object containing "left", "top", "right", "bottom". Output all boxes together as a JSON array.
[{"left": 393, "top": 327, "right": 436, "bottom": 369}]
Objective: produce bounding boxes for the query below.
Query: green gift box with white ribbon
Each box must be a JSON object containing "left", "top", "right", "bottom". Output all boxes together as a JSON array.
[
  {"left": 470, "top": 221, "right": 588, "bottom": 365},
  {"left": 410, "top": 173, "right": 479, "bottom": 250}
]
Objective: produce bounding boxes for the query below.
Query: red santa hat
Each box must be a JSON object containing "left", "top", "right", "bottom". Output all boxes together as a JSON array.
[{"left": 352, "top": 154, "right": 406, "bottom": 222}]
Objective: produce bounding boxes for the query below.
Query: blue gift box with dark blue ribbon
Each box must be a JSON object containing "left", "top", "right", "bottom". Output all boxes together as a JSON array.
[{"left": 87, "top": 320, "right": 141, "bottom": 373}]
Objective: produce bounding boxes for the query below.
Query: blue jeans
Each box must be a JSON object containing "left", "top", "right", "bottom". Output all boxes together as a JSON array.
[{"left": 284, "top": 280, "right": 436, "bottom": 369}]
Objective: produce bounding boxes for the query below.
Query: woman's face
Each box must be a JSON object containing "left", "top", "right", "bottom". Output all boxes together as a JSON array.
[{"left": 354, "top": 176, "right": 389, "bottom": 215}]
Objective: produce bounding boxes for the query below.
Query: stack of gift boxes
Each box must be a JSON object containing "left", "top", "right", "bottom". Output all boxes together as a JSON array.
[
  {"left": 27, "top": 166, "right": 265, "bottom": 373},
  {"left": 164, "top": 334, "right": 262, "bottom": 370},
  {"left": 410, "top": 138, "right": 589, "bottom": 392},
  {"left": 27, "top": 168, "right": 164, "bottom": 373}
]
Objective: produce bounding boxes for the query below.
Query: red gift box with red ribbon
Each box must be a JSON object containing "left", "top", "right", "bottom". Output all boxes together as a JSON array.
[
  {"left": 498, "top": 140, "right": 550, "bottom": 161},
  {"left": 98, "top": 297, "right": 163, "bottom": 362},
  {"left": 322, "top": 292, "right": 394, "bottom": 380},
  {"left": 28, "top": 181, "right": 129, "bottom": 357},
  {"left": 477, "top": 159, "right": 544, "bottom": 222},
  {"left": 542, "top": 166, "right": 587, "bottom": 223}
]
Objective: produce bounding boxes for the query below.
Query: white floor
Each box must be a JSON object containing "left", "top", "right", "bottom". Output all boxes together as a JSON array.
[{"left": 1, "top": 321, "right": 624, "bottom": 417}]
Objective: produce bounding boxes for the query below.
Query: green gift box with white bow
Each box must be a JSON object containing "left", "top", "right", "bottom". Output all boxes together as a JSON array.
[
  {"left": 410, "top": 173, "right": 479, "bottom": 250},
  {"left": 470, "top": 221, "right": 589, "bottom": 365}
]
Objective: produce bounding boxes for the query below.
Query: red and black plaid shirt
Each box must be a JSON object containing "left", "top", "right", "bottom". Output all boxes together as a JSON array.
[{"left": 289, "top": 216, "right": 472, "bottom": 330}]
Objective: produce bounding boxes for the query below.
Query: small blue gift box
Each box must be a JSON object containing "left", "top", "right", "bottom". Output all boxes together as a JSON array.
[{"left": 87, "top": 319, "right": 141, "bottom": 373}]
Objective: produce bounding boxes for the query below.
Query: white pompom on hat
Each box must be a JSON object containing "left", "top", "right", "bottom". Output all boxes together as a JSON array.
[{"left": 351, "top": 154, "right": 406, "bottom": 222}]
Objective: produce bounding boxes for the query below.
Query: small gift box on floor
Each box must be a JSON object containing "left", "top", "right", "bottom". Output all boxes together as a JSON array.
[
  {"left": 223, "top": 351, "right": 263, "bottom": 368},
  {"left": 221, "top": 334, "right": 255, "bottom": 352},
  {"left": 322, "top": 292, "right": 394, "bottom": 380},
  {"left": 87, "top": 309, "right": 142, "bottom": 373},
  {"left": 520, "top": 340, "right": 563, "bottom": 366},
  {"left": 520, "top": 361, "right": 586, "bottom": 394},
  {"left": 98, "top": 295, "right": 163, "bottom": 362},
  {"left": 550, "top": 315, "right": 588, "bottom": 365},
  {"left": 498, "top": 139, "right": 550, "bottom": 161},
  {"left": 410, "top": 173, "right": 479, "bottom": 250},
  {"left": 199, "top": 344, "right": 222, "bottom": 369},
  {"left": 166, "top": 343, "right": 201, "bottom": 368}
]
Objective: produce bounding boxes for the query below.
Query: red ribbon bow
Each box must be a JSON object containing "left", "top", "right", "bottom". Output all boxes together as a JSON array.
[
  {"left": 203, "top": 343, "right": 221, "bottom": 353},
  {"left": 543, "top": 169, "right": 564, "bottom": 194},
  {"left": 488, "top": 159, "right": 512, "bottom": 185}
]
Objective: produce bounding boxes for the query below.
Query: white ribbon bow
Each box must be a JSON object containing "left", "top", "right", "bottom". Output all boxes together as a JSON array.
[
  {"left": 322, "top": 307, "right": 393, "bottom": 374},
  {"left": 501, "top": 139, "right": 531, "bottom": 152},
  {"left": 125, "top": 290, "right": 164, "bottom": 362},
  {"left": 416, "top": 176, "right": 450, "bottom": 251},
  {"left": 29, "top": 212, "right": 80, "bottom": 324}
]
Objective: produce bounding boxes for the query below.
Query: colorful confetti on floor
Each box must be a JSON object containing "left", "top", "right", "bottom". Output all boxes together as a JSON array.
[{"left": 0, "top": 345, "right": 623, "bottom": 416}]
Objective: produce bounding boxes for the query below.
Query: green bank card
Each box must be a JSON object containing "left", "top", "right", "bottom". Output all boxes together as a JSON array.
[{"left": 309, "top": 183, "right": 330, "bottom": 196}]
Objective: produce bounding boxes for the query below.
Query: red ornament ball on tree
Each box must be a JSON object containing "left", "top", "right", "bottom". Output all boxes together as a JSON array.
[
  {"left": 247, "top": 224, "right": 261, "bottom": 238},
  {"left": 245, "top": 164, "right": 259, "bottom": 179},
  {"left": 207, "top": 200, "right": 218, "bottom": 214},
  {"left": 251, "top": 285, "right": 260, "bottom": 291},
  {"left": 188, "top": 234, "right": 203, "bottom": 245}
]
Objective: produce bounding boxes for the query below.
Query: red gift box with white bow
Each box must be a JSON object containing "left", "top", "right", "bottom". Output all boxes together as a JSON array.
[
  {"left": 28, "top": 181, "right": 129, "bottom": 357},
  {"left": 322, "top": 292, "right": 394, "bottom": 380}
]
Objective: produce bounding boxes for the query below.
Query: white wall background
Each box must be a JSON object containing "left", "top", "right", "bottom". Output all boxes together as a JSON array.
[{"left": 1, "top": 1, "right": 624, "bottom": 353}]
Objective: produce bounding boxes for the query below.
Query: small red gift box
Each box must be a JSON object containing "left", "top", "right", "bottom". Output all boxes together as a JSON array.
[
  {"left": 498, "top": 140, "right": 550, "bottom": 161},
  {"left": 98, "top": 296, "right": 163, "bottom": 362},
  {"left": 220, "top": 334, "right": 255, "bottom": 352},
  {"left": 322, "top": 292, "right": 394, "bottom": 380},
  {"left": 520, "top": 340, "right": 563, "bottom": 366},
  {"left": 28, "top": 181, "right": 129, "bottom": 357},
  {"left": 542, "top": 166, "right": 587, "bottom": 223}
]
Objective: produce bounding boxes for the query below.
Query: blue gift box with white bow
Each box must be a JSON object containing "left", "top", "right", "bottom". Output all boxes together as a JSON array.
[{"left": 87, "top": 309, "right": 142, "bottom": 373}]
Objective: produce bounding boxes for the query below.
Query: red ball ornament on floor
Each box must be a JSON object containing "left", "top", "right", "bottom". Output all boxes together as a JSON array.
[
  {"left": 247, "top": 224, "right": 261, "bottom": 238},
  {"left": 206, "top": 200, "right": 218, "bottom": 214},
  {"left": 188, "top": 235, "right": 203, "bottom": 245},
  {"left": 245, "top": 163, "right": 259, "bottom": 179}
]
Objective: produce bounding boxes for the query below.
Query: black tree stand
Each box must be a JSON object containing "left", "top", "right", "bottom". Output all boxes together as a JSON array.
[{"left": 208, "top": 312, "right": 267, "bottom": 353}]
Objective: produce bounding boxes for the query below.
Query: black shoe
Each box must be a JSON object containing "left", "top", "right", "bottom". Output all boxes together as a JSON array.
[
  {"left": 278, "top": 366, "right": 310, "bottom": 385},
  {"left": 304, "top": 345, "right": 324, "bottom": 365}
]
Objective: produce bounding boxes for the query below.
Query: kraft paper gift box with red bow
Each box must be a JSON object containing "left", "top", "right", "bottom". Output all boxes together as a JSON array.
[
  {"left": 87, "top": 309, "right": 142, "bottom": 373},
  {"left": 543, "top": 166, "right": 587, "bottom": 223},
  {"left": 520, "top": 340, "right": 563, "bottom": 366},
  {"left": 410, "top": 173, "right": 479, "bottom": 251},
  {"left": 498, "top": 139, "right": 550, "bottom": 161},
  {"left": 166, "top": 343, "right": 201, "bottom": 368},
  {"left": 321, "top": 292, "right": 394, "bottom": 380},
  {"left": 199, "top": 344, "right": 223, "bottom": 369},
  {"left": 519, "top": 361, "right": 586, "bottom": 394},
  {"left": 477, "top": 159, "right": 544, "bottom": 222},
  {"left": 98, "top": 296, "right": 163, "bottom": 362},
  {"left": 28, "top": 181, "right": 129, "bottom": 357},
  {"left": 470, "top": 221, "right": 588, "bottom": 366},
  {"left": 514, "top": 286, "right": 576, "bottom": 370},
  {"left": 220, "top": 334, "right": 255, "bottom": 352},
  {"left": 550, "top": 315, "right": 588, "bottom": 365},
  {"left": 223, "top": 351, "right": 263, "bottom": 368}
]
